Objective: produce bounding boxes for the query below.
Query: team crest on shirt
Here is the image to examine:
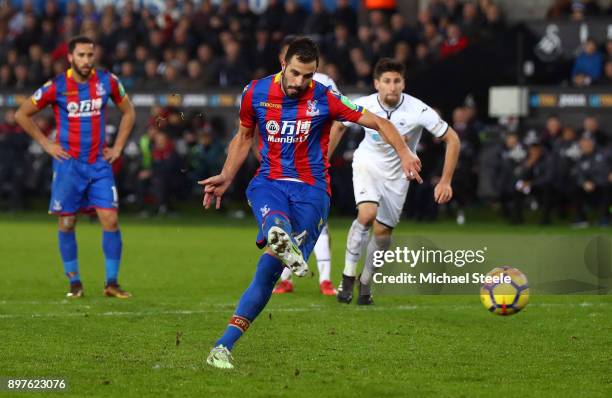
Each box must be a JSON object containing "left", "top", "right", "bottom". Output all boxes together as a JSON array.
[
  {"left": 306, "top": 100, "right": 319, "bottom": 117},
  {"left": 95, "top": 82, "right": 106, "bottom": 96},
  {"left": 266, "top": 120, "right": 280, "bottom": 135}
]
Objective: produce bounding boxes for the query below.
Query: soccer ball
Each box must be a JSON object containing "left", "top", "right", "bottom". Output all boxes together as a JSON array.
[{"left": 480, "top": 266, "right": 529, "bottom": 315}]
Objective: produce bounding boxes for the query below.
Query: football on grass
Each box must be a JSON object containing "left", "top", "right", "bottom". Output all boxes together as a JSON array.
[{"left": 480, "top": 266, "right": 529, "bottom": 315}]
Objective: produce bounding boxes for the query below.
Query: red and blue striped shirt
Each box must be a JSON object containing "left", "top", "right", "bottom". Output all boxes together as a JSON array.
[
  {"left": 241, "top": 73, "right": 365, "bottom": 194},
  {"left": 31, "top": 68, "right": 127, "bottom": 164}
]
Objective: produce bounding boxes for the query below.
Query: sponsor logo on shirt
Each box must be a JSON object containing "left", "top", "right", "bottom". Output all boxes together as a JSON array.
[
  {"left": 67, "top": 98, "right": 103, "bottom": 118},
  {"left": 265, "top": 120, "right": 311, "bottom": 143},
  {"left": 260, "top": 101, "right": 282, "bottom": 109}
]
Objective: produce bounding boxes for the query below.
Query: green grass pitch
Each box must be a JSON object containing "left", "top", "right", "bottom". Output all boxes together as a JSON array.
[{"left": 1, "top": 214, "right": 610, "bottom": 397}]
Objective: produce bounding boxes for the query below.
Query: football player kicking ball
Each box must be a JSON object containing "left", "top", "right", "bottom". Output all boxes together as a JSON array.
[
  {"left": 329, "top": 58, "right": 460, "bottom": 305},
  {"left": 15, "top": 36, "right": 136, "bottom": 298},
  {"left": 272, "top": 36, "right": 339, "bottom": 296},
  {"left": 201, "top": 38, "right": 422, "bottom": 369}
]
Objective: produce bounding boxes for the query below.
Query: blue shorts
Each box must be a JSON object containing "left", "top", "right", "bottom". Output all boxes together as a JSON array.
[
  {"left": 246, "top": 177, "right": 330, "bottom": 261},
  {"left": 49, "top": 158, "right": 118, "bottom": 215}
]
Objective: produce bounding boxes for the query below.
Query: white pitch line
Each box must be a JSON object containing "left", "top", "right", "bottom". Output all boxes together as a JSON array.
[{"left": 0, "top": 302, "right": 610, "bottom": 319}]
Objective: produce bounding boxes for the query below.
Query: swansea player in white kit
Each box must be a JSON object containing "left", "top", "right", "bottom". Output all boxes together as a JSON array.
[{"left": 329, "top": 58, "right": 460, "bottom": 305}]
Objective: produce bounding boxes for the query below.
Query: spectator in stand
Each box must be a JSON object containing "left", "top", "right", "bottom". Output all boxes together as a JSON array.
[
  {"left": 461, "top": 1, "right": 483, "bottom": 42},
  {"left": 412, "top": 42, "right": 434, "bottom": 75},
  {"left": 139, "top": 59, "right": 163, "bottom": 90},
  {"left": 570, "top": 1, "right": 586, "bottom": 21},
  {"left": 422, "top": 22, "right": 443, "bottom": 57},
  {"left": 481, "top": 3, "right": 505, "bottom": 40},
  {"left": 0, "top": 64, "right": 12, "bottom": 88},
  {"left": 217, "top": 39, "right": 250, "bottom": 87},
  {"left": 551, "top": 126, "right": 581, "bottom": 220},
  {"left": 571, "top": 136, "right": 610, "bottom": 226},
  {"left": 547, "top": 0, "right": 573, "bottom": 18},
  {"left": 182, "top": 60, "right": 207, "bottom": 88},
  {"left": 444, "top": 0, "right": 464, "bottom": 22},
  {"left": 604, "top": 39, "right": 612, "bottom": 60},
  {"left": 580, "top": 116, "right": 608, "bottom": 147},
  {"left": 513, "top": 143, "right": 555, "bottom": 224},
  {"left": 280, "top": 0, "right": 305, "bottom": 36},
  {"left": 448, "top": 107, "right": 478, "bottom": 224},
  {"left": 151, "top": 130, "right": 179, "bottom": 215},
  {"left": 390, "top": 13, "right": 417, "bottom": 46},
  {"left": 0, "top": 109, "right": 28, "bottom": 211},
  {"left": 393, "top": 41, "right": 412, "bottom": 66},
  {"left": 333, "top": 0, "right": 358, "bottom": 35},
  {"left": 304, "top": 0, "right": 331, "bottom": 37},
  {"left": 120, "top": 61, "right": 137, "bottom": 91},
  {"left": 325, "top": 23, "right": 357, "bottom": 83},
  {"left": 572, "top": 38, "right": 604, "bottom": 86},
  {"left": 236, "top": 0, "right": 257, "bottom": 37},
  {"left": 195, "top": 43, "right": 221, "bottom": 86},
  {"left": 189, "top": 128, "right": 225, "bottom": 183},
  {"left": 372, "top": 26, "right": 395, "bottom": 59},
  {"left": 581, "top": 0, "right": 602, "bottom": 16},
  {"left": 251, "top": 28, "right": 277, "bottom": 79},
  {"left": 597, "top": 60, "right": 612, "bottom": 85},
  {"left": 541, "top": 115, "right": 563, "bottom": 150},
  {"left": 13, "top": 62, "right": 30, "bottom": 89},
  {"left": 39, "top": 19, "right": 57, "bottom": 53},
  {"left": 440, "top": 23, "right": 469, "bottom": 59},
  {"left": 260, "top": 0, "right": 284, "bottom": 39},
  {"left": 136, "top": 126, "right": 157, "bottom": 216},
  {"left": 494, "top": 132, "right": 527, "bottom": 223}
]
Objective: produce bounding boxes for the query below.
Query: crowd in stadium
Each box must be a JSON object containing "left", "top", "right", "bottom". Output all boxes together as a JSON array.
[
  {"left": 0, "top": 0, "right": 512, "bottom": 89},
  {"left": 0, "top": 0, "right": 610, "bottom": 226}
]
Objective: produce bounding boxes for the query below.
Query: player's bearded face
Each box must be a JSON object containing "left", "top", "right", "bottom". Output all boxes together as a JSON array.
[
  {"left": 69, "top": 43, "right": 95, "bottom": 79},
  {"left": 281, "top": 57, "right": 317, "bottom": 98},
  {"left": 375, "top": 72, "right": 405, "bottom": 106}
]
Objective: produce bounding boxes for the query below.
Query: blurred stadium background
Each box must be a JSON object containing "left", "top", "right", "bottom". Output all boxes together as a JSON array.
[{"left": 0, "top": 0, "right": 610, "bottom": 227}]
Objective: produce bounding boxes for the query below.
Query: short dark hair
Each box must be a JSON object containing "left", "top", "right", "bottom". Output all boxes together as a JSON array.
[
  {"left": 284, "top": 37, "right": 319, "bottom": 67},
  {"left": 68, "top": 36, "right": 95, "bottom": 53},
  {"left": 373, "top": 58, "right": 405, "bottom": 80}
]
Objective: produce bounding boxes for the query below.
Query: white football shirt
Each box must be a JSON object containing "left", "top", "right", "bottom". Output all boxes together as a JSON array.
[{"left": 347, "top": 93, "right": 448, "bottom": 179}]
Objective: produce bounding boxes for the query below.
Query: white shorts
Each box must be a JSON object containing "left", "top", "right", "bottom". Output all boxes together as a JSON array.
[{"left": 352, "top": 159, "right": 409, "bottom": 228}]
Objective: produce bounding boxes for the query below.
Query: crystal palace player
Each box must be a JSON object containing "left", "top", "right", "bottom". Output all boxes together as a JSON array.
[
  {"left": 15, "top": 36, "right": 135, "bottom": 298},
  {"left": 201, "top": 38, "right": 422, "bottom": 369}
]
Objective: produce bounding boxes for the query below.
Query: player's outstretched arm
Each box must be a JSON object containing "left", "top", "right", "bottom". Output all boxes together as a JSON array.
[
  {"left": 198, "top": 124, "right": 255, "bottom": 209},
  {"left": 104, "top": 97, "right": 136, "bottom": 163},
  {"left": 356, "top": 112, "right": 423, "bottom": 183},
  {"left": 15, "top": 99, "right": 70, "bottom": 161},
  {"left": 328, "top": 122, "right": 347, "bottom": 159},
  {"left": 434, "top": 127, "right": 460, "bottom": 204}
]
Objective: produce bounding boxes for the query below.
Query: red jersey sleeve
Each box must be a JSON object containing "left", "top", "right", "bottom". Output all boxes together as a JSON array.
[
  {"left": 239, "top": 81, "right": 257, "bottom": 129},
  {"left": 31, "top": 80, "right": 56, "bottom": 109},
  {"left": 109, "top": 73, "right": 127, "bottom": 105},
  {"left": 326, "top": 89, "right": 365, "bottom": 123}
]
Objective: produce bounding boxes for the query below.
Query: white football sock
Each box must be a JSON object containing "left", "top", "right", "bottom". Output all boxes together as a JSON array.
[
  {"left": 280, "top": 267, "right": 292, "bottom": 281},
  {"left": 344, "top": 219, "right": 371, "bottom": 277},
  {"left": 360, "top": 234, "right": 392, "bottom": 296},
  {"left": 314, "top": 225, "right": 331, "bottom": 282}
]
